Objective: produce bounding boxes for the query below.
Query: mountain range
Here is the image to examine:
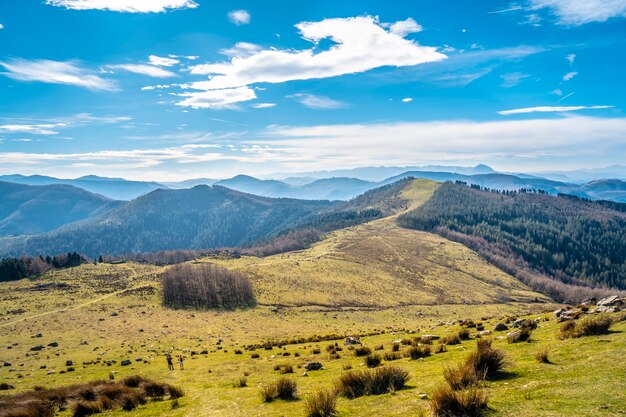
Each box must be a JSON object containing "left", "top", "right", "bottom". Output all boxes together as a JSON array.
[{"left": 2, "top": 165, "right": 625, "bottom": 203}]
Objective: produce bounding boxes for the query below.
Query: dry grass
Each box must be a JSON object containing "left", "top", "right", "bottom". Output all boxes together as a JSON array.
[
  {"left": 304, "top": 389, "right": 338, "bottom": 417},
  {"left": 407, "top": 345, "right": 431, "bottom": 360},
  {"left": 335, "top": 366, "right": 410, "bottom": 398},
  {"left": 559, "top": 315, "right": 613, "bottom": 339},
  {"left": 430, "top": 385, "right": 489, "bottom": 417},
  {"left": 443, "top": 365, "right": 485, "bottom": 391},
  {"left": 261, "top": 377, "right": 298, "bottom": 402},
  {"left": 535, "top": 347, "right": 551, "bottom": 364},
  {"left": 465, "top": 339, "right": 506, "bottom": 379}
]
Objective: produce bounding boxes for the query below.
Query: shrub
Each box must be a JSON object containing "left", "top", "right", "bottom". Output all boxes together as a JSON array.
[
  {"left": 279, "top": 364, "right": 294, "bottom": 374},
  {"left": 434, "top": 344, "right": 447, "bottom": 354},
  {"left": 559, "top": 315, "right": 613, "bottom": 338},
  {"left": 535, "top": 347, "right": 551, "bottom": 364},
  {"left": 121, "top": 375, "right": 145, "bottom": 388},
  {"left": 250, "top": 353, "right": 260, "bottom": 359},
  {"left": 430, "top": 385, "right": 489, "bottom": 417},
  {"left": 391, "top": 343, "right": 400, "bottom": 352},
  {"left": 443, "top": 365, "right": 484, "bottom": 390},
  {"left": 304, "top": 389, "right": 338, "bottom": 417},
  {"left": 407, "top": 345, "right": 431, "bottom": 360},
  {"left": 141, "top": 381, "right": 166, "bottom": 399},
  {"left": 336, "top": 366, "right": 409, "bottom": 398},
  {"left": 354, "top": 346, "right": 372, "bottom": 357},
  {"left": 374, "top": 344, "right": 384, "bottom": 351},
  {"left": 365, "top": 354, "right": 382, "bottom": 368},
  {"left": 312, "top": 348, "right": 321, "bottom": 355},
  {"left": 234, "top": 349, "right": 243, "bottom": 355},
  {"left": 465, "top": 339, "right": 506, "bottom": 379},
  {"left": 260, "top": 385, "right": 277, "bottom": 403}
]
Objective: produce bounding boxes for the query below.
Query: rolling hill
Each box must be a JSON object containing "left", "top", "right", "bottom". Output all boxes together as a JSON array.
[
  {"left": 398, "top": 182, "right": 626, "bottom": 294},
  {"left": 0, "top": 181, "right": 122, "bottom": 236},
  {"left": 0, "top": 185, "right": 338, "bottom": 257}
]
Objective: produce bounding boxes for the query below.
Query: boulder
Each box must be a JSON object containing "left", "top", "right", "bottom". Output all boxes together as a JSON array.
[
  {"left": 120, "top": 359, "right": 132, "bottom": 366},
  {"left": 304, "top": 362, "right": 323, "bottom": 371},
  {"left": 3, "top": 362, "right": 11, "bottom": 367},
  {"left": 30, "top": 345, "right": 44, "bottom": 351},
  {"left": 597, "top": 296, "right": 624, "bottom": 307},
  {"left": 47, "top": 342, "right": 59, "bottom": 347},
  {"left": 345, "top": 337, "right": 361, "bottom": 346},
  {"left": 494, "top": 323, "right": 509, "bottom": 331},
  {"left": 553, "top": 308, "right": 565, "bottom": 319},
  {"left": 65, "top": 360, "right": 73, "bottom": 366}
]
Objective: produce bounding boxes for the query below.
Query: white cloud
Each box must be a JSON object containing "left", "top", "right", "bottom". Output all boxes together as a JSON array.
[
  {"left": 228, "top": 9, "right": 250, "bottom": 25},
  {"left": 219, "top": 42, "right": 262, "bottom": 58},
  {"left": 498, "top": 105, "right": 613, "bottom": 115},
  {"left": 178, "top": 16, "right": 445, "bottom": 108},
  {"left": 387, "top": 18, "right": 423, "bottom": 36},
  {"left": 45, "top": 0, "right": 198, "bottom": 13},
  {"left": 251, "top": 103, "right": 276, "bottom": 109},
  {"left": 0, "top": 58, "right": 116, "bottom": 91},
  {"left": 289, "top": 93, "right": 347, "bottom": 110},
  {"left": 247, "top": 116, "right": 626, "bottom": 170},
  {"left": 108, "top": 64, "right": 175, "bottom": 78},
  {"left": 529, "top": 0, "right": 626, "bottom": 25},
  {"left": 563, "top": 71, "right": 578, "bottom": 81},
  {"left": 0, "top": 23, "right": 4, "bottom": 29},
  {"left": 500, "top": 72, "right": 530, "bottom": 87},
  {"left": 175, "top": 86, "right": 257, "bottom": 109},
  {"left": 402, "top": 97, "right": 413, "bottom": 103},
  {"left": 0, "top": 123, "right": 66, "bottom": 135},
  {"left": 566, "top": 53, "right": 576, "bottom": 64},
  {"left": 148, "top": 55, "right": 180, "bottom": 67}
]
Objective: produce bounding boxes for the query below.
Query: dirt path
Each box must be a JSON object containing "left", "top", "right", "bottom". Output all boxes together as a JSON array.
[{"left": 0, "top": 266, "right": 153, "bottom": 328}]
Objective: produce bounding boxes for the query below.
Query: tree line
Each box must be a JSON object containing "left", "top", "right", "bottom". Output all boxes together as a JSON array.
[
  {"left": 161, "top": 263, "right": 256, "bottom": 310},
  {"left": 0, "top": 252, "right": 84, "bottom": 282}
]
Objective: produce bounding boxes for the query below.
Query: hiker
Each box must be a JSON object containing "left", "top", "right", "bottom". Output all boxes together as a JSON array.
[
  {"left": 166, "top": 353, "right": 174, "bottom": 371},
  {"left": 178, "top": 354, "right": 184, "bottom": 370}
]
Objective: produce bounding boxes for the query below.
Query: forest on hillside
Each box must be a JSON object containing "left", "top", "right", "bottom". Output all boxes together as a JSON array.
[{"left": 398, "top": 182, "right": 626, "bottom": 293}]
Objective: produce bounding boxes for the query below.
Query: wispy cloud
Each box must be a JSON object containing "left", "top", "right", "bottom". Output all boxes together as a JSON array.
[
  {"left": 566, "top": 53, "right": 576, "bottom": 64},
  {"left": 0, "top": 123, "right": 66, "bottom": 135},
  {"left": 175, "top": 86, "right": 256, "bottom": 109},
  {"left": 500, "top": 71, "right": 530, "bottom": 87},
  {"left": 177, "top": 16, "right": 445, "bottom": 109},
  {"left": 498, "top": 105, "right": 613, "bottom": 115},
  {"left": 148, "top": 55, "right": 180, "bottom": 67},
  {"left": 0, "top": 23, "right": 4, "bottom": 29},
  {"left": 528, "top": 0, "right": 626, "bottom": 25},
  {"left": 107, "top": 64, "right": 176, "bottom": 78},
  {"left": 228, "top": 9, "right": 250, "bottom": 25},
  {"left": 251, "top": 103, "right": 276, "bottom": 109},
  {"left": 402, "top": 98, "right": 413, "bottom": 103},
  {"left": 288, "top": 94, "right": 347, "bottom": 110},
  {"left": 45, "top": 0, "right": 198, "bottom": 13},
  {"left": 563, "top": 71, "right": 578, "bottom": 81},
  {"left": 0, "top": 58, "right": 116, "bottom": 91},
  {"left": 219, "top": 42, "right": 262, "bottom": 58}
]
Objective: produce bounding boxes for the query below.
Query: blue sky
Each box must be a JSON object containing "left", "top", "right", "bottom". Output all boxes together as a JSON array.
[{"left": 0, "top": 0, "right": 625, "bottom": 180}]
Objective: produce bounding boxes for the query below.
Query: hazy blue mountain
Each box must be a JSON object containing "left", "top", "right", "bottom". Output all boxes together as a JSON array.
[
  {"left": 0, "top": 174, "right": 165, "bottom": 200},
  {"left": 271, "top": 164, "right": 496, "bottom": 182},
  {"left": 0, "top": 181, "right": 122, "bottom": 236},
  {"left": 162, "top": 178, "right": 217, "bottom": 189},
  {"left": 0, "top": 185, "right": 337, "bottom": 257},
  {"left": 215, "top": 175, "right": 375, "bottom": 200},
  {"left": 535, "top": 165, "right": 626, "bottom": 183}
]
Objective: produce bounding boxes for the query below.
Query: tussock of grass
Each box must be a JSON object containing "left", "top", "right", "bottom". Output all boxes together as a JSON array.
[
  {"left": 407, "top": 345, "right": 431, "bottom": 360},
  {"left": 354, "top": 346, "right": 372, "bottom": 357},
  {"left": 465, "top": 339, "right": 506, "bottom": 379},
  {"left": 260, "top": 377, "right": 297, "bottom": 402},
  {"left": 336, "top": 366, "right": 410, "bottom": 398},
  {"left": 304, "top": 389, "right": 338, "bottom": 417},
  {"left": 443, "top": 364, "right": 485, "bottom": 391},
  {"left": 559, "top": 315, "right": 613, "bottom": 338},
  {"left": 364, "top": 353, "right": 382, "bottom": 368},
  {"left": 535, "top": 347, "right": 551, "bottom": 364},
  {"left": 430, "top": 385, "right": 489, "bottom": 417},
  {"left": 0, "top": 377, "right": 177, "bottom": 417}
]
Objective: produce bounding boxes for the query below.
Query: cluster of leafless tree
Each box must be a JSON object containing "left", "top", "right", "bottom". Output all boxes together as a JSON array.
[{"left": 161, "top": 263, "right": 256, "bottom": 310}]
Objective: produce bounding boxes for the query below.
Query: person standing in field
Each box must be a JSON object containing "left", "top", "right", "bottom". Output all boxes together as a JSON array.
[
  {"left": 178, "top": 354, "right": 184, "bottom": 370},
  {"left": 166, "top": 352, "right": 174, "bottom": 371}
]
